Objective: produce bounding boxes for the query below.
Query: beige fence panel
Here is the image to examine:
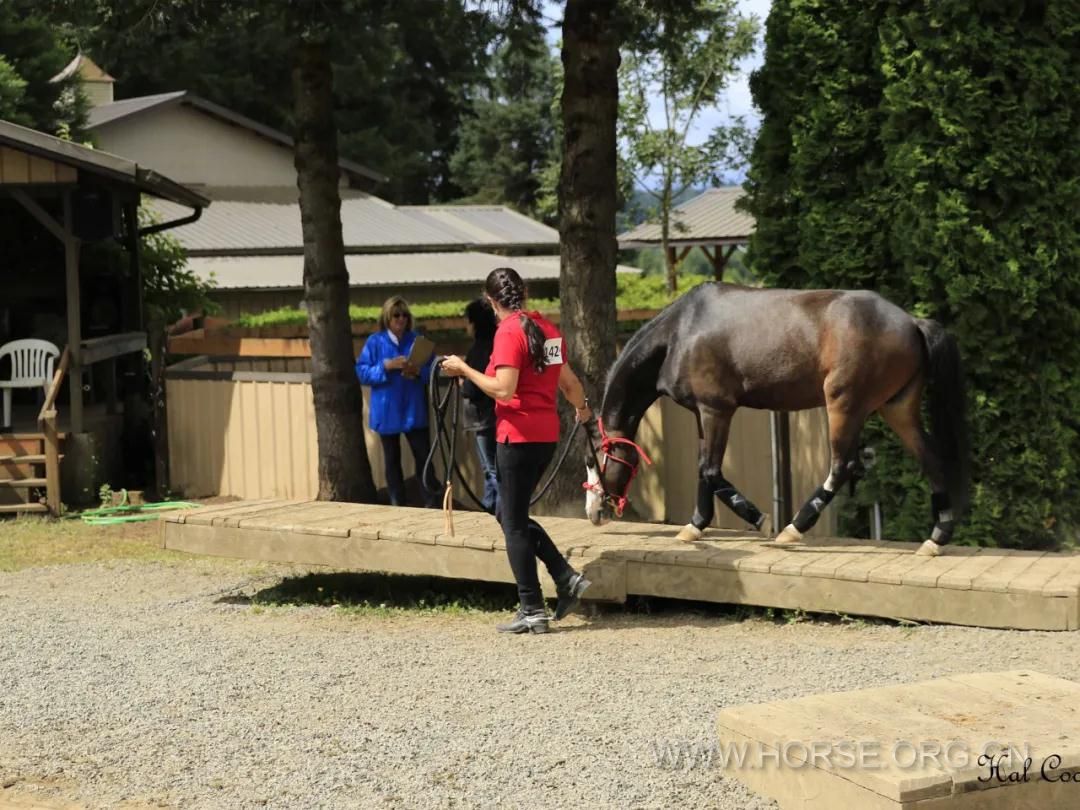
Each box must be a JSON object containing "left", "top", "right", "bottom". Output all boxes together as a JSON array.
[{"left": 166, "top": 358, "right": 833, "bottom": 534}]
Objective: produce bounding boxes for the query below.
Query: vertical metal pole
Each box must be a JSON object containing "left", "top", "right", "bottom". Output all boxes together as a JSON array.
[
  {"left": 770, "top": 411, "right": 794, "bottom": 531},
  {"left": 872, "top": 502, "right": 883, "bottom": 540}
]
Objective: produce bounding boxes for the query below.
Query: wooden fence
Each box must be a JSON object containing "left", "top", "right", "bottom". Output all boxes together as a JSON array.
[{"left": 165, "top": 357, "right": 835, "bottom": 534}]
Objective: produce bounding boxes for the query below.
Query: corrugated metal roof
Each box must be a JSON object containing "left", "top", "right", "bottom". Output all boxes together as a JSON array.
[
  {"left": 188, "top": 252, "right": 638, "bottom": 290},
  {"left": 399, "top": 205, "right": 559, "bottom": 247},
  {"left": 151, "top": 195, "right": 559, "bottom": 253},
  {"left": 618, "top": 187, "right": 754, "bottom": 247}
]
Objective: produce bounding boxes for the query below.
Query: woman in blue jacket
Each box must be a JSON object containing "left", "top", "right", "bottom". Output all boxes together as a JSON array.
[{"left": 356, "top": 296, "right": 438, "bottom": 507}]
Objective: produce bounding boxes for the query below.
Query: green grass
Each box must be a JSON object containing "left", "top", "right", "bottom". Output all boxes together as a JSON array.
[
  {"left": 233, "top": 273, "right": 710, "bottom": 328},
  {"left": 0, "top": 515, "right": 178, "bottom": 572}
]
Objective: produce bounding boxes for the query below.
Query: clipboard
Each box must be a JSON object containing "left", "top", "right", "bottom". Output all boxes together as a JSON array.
[{"left": 407, "top": 335, "right": 435, "bottom": 367}]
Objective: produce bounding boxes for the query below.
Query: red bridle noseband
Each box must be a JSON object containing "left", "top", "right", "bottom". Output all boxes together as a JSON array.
[{"left": 582, "top": 418, "right": 652, "bottom": 517}]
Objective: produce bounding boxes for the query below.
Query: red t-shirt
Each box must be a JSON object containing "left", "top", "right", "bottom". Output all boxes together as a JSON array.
[{"left": 486, "top": 311, "right": 564, "bottom": 443}]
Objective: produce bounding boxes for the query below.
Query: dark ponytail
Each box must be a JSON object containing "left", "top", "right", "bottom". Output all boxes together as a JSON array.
[{"left": 485, "top": 266, "right": 547, "bottom": 373}]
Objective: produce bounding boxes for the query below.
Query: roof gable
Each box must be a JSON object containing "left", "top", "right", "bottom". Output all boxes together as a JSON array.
[{"left": 87, "top": 91, "right": 385, "bottom": 187}]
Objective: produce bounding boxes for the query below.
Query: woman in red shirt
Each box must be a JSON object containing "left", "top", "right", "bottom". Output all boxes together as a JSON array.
[{"left": 441, "top": 267, "right": 594, "bottom": 634}]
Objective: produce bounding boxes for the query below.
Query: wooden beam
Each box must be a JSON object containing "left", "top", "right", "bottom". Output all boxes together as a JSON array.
[
  {"left": 11, "top": 189, "right": 66, "bottom": 243},
  {"left": 63, "top": 190, "right": 84, "bottom": 434},
  {"left": 80, "top": 332, "right": 147, "bottom": 365}
]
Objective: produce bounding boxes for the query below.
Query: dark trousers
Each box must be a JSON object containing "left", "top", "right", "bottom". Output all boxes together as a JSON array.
[
  {"left": 496, "top": 441, "right": 573, "bottom": 610},
  {"left": 473, "top": 428, "right": 499, "bottom": 514},
  {"left": 380, "top": 428, "right": 438, "bottom": 507}
]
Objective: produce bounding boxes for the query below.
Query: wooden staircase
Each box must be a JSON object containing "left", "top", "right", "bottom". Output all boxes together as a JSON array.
[
  {"left": 0, "top": 433, "right": 57, "bottom": 515},
  {"left": 0, "top": 347, "right": 68, "bottom": 517}
]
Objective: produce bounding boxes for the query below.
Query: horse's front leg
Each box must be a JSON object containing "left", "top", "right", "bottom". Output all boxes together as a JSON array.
[
  {"left": 775, "top": 403, "right": 862, "bottom": 545},
  {"left": 676, "top": 406, "right": 769, "bottom": 543}
]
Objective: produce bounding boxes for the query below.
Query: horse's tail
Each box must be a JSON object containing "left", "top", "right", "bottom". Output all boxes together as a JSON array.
[{"left": 914, "top": 318, "right": 971, "bottom": 513}]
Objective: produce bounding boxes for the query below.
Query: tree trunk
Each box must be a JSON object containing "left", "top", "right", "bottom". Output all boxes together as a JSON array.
[
  {"left": 544, "top": 0, "right": 621, "bottom": 515},
  {"left": 292, "top": 37, "right": 377, "bottom": 502},
  {"left": 661, "top": 180, "right": 677, "bottom": 294}
]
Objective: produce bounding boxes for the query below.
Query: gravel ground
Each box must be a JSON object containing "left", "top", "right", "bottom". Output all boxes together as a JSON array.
[{"left": 2, "top": 557, "right": 1079, "bottom": 810}]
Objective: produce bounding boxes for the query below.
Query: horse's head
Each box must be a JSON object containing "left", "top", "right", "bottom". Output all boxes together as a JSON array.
[{"left": 582, "top": 418, "right": 652, "bottom": 526}]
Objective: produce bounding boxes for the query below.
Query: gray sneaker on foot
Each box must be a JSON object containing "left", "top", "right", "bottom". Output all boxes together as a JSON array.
[
  {"left": 554, "top": 573, "right": 591, "bottom": 620},
  {"left": 496, "top": 608, "right": 550, "bottom": 634}
]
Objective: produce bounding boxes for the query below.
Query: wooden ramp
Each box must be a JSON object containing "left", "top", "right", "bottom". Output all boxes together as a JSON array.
[
  {"left": 716, "top": 670, "right": 1080, "bottom": 809},
  {"left": 160, "top": 500, "right": 1080, "bottom": 631}
]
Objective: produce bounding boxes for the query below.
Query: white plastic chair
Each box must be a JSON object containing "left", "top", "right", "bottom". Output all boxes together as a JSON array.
[{"left": 0, "top": 339, "right": 60, "bottom": 428}]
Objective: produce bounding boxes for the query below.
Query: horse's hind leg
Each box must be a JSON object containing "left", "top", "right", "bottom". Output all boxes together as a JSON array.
[
  {"left": 677, "top": 405, "right": 768, "bottom": 543},
  {"left": 877, "top": 378, "right": 954, "bottom": 557},
  {"left": 775, "top": 403, "right": 864, "bottom": 545}
]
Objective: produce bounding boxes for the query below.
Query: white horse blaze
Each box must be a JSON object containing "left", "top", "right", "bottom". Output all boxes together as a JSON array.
[{"left": 584, "top": 465, "right": 609, "bottom": 525}]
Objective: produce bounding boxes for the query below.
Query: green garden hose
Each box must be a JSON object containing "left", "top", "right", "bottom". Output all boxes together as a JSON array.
[{"left": 78, "top": 489, "right": 200, "bottom": 524}]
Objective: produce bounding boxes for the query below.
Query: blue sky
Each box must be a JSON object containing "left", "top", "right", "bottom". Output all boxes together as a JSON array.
[{"left": 539, "top": 0, "right": 772, "bottom": 135}]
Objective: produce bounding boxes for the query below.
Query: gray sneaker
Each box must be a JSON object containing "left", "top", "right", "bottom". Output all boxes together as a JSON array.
[
  {"left": 496, "top": 608, "right": 550, "bottom": 634},
  {"left": 554, "top": 573, "right": 591, "bottom": 620}
]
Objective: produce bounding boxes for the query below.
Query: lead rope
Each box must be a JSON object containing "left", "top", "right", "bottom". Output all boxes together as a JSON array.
[{"left": 425, "top": 358, "right": 592, "bottom": 517}]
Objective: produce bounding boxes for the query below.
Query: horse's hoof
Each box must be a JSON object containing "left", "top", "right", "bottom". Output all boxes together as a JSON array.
[
  {"left": 916, "top": 539, "right": 941, "bottom": 557},
  {"left": 676, "top": 524, "right": 704, "bottom": 543},
  {"left": 773, "top": 525, "right": 803, "bottom": 545},
  {"left": 755, "top": 514, "right": 773, "bottom": 537}
]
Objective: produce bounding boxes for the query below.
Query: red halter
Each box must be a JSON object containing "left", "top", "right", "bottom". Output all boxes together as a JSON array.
[{"left": 582, "top": 418, "right": 653, "bottom": 517}]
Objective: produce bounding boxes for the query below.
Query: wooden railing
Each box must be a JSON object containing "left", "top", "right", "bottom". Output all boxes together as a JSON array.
[{"left": 37, "top": 346, "right": 69, "bottom": 516}]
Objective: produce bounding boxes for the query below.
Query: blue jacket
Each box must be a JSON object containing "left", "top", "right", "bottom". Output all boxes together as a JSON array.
[{"left": 355, "top": 330, "right": 434, "bottom": 435}]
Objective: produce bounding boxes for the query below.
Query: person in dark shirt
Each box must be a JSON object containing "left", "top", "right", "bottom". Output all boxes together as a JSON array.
[{"left": 461, "top": 298, "right": 499, "bottom": 514}]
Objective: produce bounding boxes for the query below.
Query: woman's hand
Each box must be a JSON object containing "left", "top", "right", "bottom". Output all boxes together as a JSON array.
[
  {"left": 441, "top": 355, "right": 468, "bottom": 377},
  {"left": 575, "top": 404, "right": 594, "bottom": 424},
  {"left": 384, "top": 355, "right": 407, "bottom": 371},
  {"left": 402, "top": 362, "right": 420, "bottom": 379}
]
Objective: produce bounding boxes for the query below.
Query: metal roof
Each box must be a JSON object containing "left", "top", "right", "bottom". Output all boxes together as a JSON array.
[
  {"left": 0, "top": 118, "right": 209, "bottom": 208},
  {"left": 188, "top": 252, "right": 638, "bottom": 291},
  {"left": 618, "top": 187, "right": 754, "bottom": 247},
  {"left": 87, "top": 91, "right": 387, "bottom": 186},
  {"left": 149, "top": 194, "right": 559, "bottom": 254}
]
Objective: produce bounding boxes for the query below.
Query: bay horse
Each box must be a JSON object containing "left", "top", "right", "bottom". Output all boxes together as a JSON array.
[{"left": 582, "top": 282, "right": 969, "bottom": 556}]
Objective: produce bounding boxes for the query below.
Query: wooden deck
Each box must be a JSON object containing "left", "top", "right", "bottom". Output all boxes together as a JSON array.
[
  {"left": 716, "top": 670, "right": 1080, "bottom": 809},
  {"left": 160, "top": 500, "right": 1080, "bottom": 631}
]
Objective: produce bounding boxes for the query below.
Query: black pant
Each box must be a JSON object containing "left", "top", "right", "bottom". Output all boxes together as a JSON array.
[
  {"left": 496, "top": 441, "right": 573, "bottom": 610},
  {"left": 380, "top": 428, "right": 438, "bottom": 507}
]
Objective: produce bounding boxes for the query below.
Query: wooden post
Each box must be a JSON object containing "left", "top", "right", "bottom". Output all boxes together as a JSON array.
[
  {"left": 62, "top": 191, "right": 83, "bottom": 433},
  {"left": 43, "top": 411, "right": 61, "bottom": 516},
  {"left": 707, "top": 244, "right": 739, "bottom": 282}
]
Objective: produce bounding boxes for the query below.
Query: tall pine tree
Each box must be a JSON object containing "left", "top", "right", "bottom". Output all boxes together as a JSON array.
[{"left": 744, "top": 0, "right": 1080, "bottom": 549}]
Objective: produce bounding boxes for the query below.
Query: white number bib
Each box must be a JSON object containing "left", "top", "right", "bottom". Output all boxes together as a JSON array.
[{"left": 543, "top": 337, "right": 564, "bottom": 366}]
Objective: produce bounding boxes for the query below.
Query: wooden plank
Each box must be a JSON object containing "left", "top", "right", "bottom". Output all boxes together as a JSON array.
[
  {"left": 937, "top": 550, "right": 1017, "bottom": 590},
  {"left": 867, "top": 553, "right": 938, "bottom": 586},
  {"left": 1040, "top": 556, "right": 1080, "bottom": 598},
  {"left": 970, "top": 552, "right": 1046, "bottom": 594},
  {"left": 900, "top": 549, "right": 982, "bottom": 588},
  {"left": 28, "top": 154, "right": 57, "bottom": 183},
  {"left": 733, "top": 547, "right": 803, "bottom": 574},
  {"left": 181, "top": 498, "right": 295, "bottom": 526},
  {"left": 828, "top": 552, "right": 907, "bottom": 583},
  {"left": 1, "top": 147, "right": 30, "bottom": 183},
  {"left": 1006, "top": 558, "right": 1071, "bottom": 596}
]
